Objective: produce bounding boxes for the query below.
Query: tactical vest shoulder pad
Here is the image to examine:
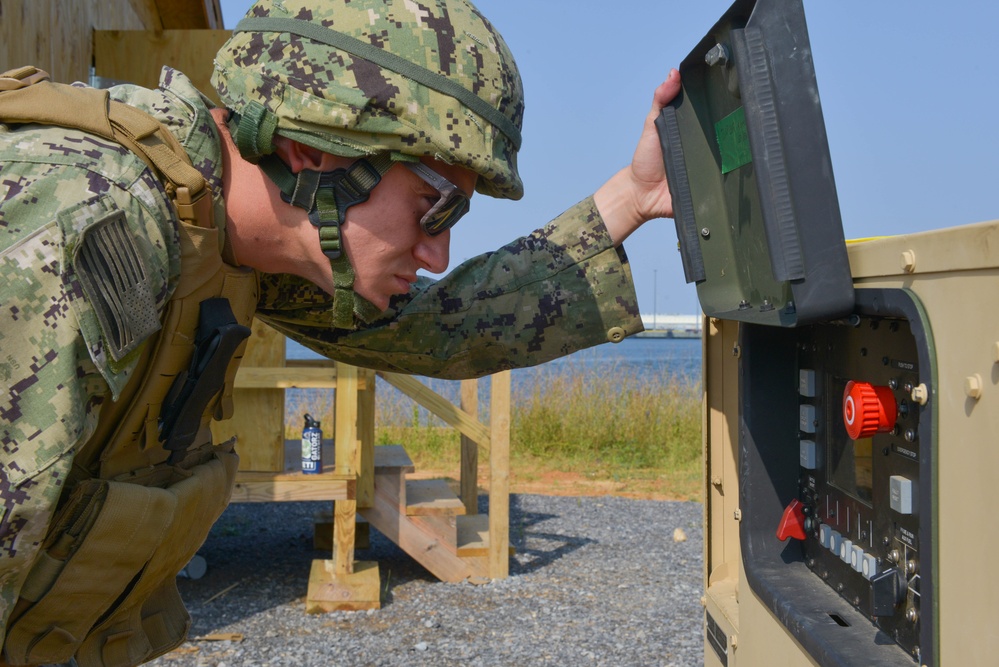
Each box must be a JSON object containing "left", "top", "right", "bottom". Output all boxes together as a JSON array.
[{"left": 0, "top": 66, "right": 213, "bottom": 230}]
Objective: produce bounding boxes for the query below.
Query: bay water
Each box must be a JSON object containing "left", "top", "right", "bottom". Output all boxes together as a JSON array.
[{"left": 285, "top": 336, "right": 701, "bottom": 428}]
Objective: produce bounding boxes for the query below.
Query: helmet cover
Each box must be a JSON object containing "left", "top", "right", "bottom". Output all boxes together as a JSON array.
[{"left": 212, "top": 0, "right": 525, "bottom": 199}]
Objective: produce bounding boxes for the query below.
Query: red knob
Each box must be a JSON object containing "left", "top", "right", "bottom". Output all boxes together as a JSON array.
[{"left": 843, "top": 381, "right": 897, "bottom": 440}]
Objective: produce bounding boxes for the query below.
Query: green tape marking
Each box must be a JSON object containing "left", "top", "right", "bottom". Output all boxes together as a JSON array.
[{"left": 715, "top": 107, "right": 752, "bottom": 174}]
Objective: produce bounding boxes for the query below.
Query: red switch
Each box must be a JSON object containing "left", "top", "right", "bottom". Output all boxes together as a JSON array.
[
  {"left": 777, "top": 498, "right": 807, "bottom": 541},
  {"left": 843, "top": 381, "right": 898, "bottom": 440}
]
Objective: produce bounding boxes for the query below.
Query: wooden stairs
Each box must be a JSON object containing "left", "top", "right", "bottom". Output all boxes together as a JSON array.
[
  {"left": 359, "top": 445, "right": 496, "bottom": 582},
  {"left": 314, "top": 445, "right": 499, "bottom": 586}
]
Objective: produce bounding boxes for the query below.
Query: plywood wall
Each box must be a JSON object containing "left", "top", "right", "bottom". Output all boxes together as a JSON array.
[
  {"left": 0, "top": 0, "right": 221, "bottom": 84},
  {"left": 94, "top": 30, "right": 231, "bottom": 105}
]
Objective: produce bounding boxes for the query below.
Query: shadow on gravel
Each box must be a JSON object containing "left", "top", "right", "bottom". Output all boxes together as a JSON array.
[
  {"left": 505, "top": 494, "right": 596, "bottom": 576},
  {"left": 177, "top": 494, "right": 595, "bottom": 633}
]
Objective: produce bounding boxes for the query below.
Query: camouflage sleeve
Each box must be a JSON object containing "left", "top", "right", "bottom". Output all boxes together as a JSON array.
[
  {"left": 0, "top": 218, "right": 109, "bottom": 638},
  {"left": 255, "top": 197, "right": 644, "bottom": 379}
]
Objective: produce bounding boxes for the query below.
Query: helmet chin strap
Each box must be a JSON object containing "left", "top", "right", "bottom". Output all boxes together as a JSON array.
[{"left": 258, "top": 152, "right": 394, "bottom": 328}]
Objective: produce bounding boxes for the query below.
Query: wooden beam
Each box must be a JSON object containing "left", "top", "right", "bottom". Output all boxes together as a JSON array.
[
  {"left": 460, "top": 379, "right": 479, "bottom": 514},
  {"left": 334, "top": 363, "right": 359, "bottom": 476},
  {"left": 378, "top": 372, "right": 491, "bottom": 450},
  {"left": 232, "top": 366, "right": 368, "bottom": 390},
  {"left": 488, "top": 371, "right": 511, "bottom": 579},
  {"left": 212, "top": 320, "right": 285, "bottom": 472},
  {"left": 230, "top": 476, "right": 352, "bottom": 503},
  {"left": 332, "top": 363, "right": 359, "bottom": 576},
  {"left": 334, "top": 500, "right": 356, "bottom": 575},
  {"left": 357, "top": 368, "right": 376, "bottom": 509}
]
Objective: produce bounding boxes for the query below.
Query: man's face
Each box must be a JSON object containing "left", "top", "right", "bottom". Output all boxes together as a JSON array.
[{"left": 341, "top": 159, "right": 477, "bottom": 310}]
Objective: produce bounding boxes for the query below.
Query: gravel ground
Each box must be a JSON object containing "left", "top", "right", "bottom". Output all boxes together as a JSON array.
[{"left": 148, "top": 495, "right": 704, "bottom": 667}]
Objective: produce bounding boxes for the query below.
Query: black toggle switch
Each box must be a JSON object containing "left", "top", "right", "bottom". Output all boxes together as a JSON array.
[{"left": 871, "top": 567, "right": 905, "bottom": 617}]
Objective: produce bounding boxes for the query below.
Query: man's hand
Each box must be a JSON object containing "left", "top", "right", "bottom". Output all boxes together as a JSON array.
[{"left": 594, "top": 68, "right": 682, "bottom": 246}]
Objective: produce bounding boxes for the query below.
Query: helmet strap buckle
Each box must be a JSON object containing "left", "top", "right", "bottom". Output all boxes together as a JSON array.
[
  {"left": 258, "top": 152, "right": 394, "bottom": 328},
  {"left": 299, "top": 158, "right": 383, "bottom": 260}
]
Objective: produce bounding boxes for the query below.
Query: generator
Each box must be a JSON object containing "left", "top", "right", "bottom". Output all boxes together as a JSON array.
[{"left": 658, "top": 1, "right": 999, "bottom": 665}]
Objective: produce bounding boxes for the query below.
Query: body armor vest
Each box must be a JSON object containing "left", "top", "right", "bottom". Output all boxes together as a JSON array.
[{"left": 0, "top": 68, "right": 259, "bottom": 667}]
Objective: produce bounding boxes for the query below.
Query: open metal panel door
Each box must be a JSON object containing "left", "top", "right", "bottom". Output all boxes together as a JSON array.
[{"left": 657, "top": 0, "right": 853, "bottom": 328}]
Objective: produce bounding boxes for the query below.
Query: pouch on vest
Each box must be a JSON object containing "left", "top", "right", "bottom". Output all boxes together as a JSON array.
[
  {"left": 4, "top": 443, "right": 238, "bottom": 667},
  {"left": 160, "top": 298, "right": 251, "bottom": 463}
]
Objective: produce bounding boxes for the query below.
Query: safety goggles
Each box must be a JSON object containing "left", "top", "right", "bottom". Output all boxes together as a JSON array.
[{"left": 404, "top": 162, "right": 471, "bottom": 236}]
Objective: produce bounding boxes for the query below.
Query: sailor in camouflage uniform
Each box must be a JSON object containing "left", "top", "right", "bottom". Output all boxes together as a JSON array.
[{"left": 0, "top": 0, "right": 680, "bottom": 664}]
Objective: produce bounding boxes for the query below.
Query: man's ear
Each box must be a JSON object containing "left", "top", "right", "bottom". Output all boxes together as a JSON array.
[{"left": 272, "top": 136, "right": 341, "bottom": 173}]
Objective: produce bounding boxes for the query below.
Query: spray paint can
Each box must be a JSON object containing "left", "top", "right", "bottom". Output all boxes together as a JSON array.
[{"left": 302, "top": 413, "right": 323, "bottom": 474}]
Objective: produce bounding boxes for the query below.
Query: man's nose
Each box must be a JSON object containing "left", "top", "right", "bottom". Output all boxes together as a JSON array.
[{"left": 414, "top": 228, "right": 451, "bottom": 274}]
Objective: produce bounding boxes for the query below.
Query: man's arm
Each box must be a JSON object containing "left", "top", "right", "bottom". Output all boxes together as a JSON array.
[{"left": 255, "top": 197, "right": 643, "bottom": 379}]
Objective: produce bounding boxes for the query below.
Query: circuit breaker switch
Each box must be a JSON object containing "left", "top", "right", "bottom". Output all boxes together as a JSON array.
[
  {"left": 890, "top": 476, "right": 915, "bottom": 514},
  {"left": 799, "top": 369, "right": 817, "bottom": 397},
  {"left": 776, "top": 499, "right": 808, "bottom": 541},
  {"left": 843, "top": 381, "right": 898, "bottom": 440}
]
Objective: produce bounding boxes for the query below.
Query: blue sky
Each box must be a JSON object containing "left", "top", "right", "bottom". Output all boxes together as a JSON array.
[{"left": 218, "top": 1, "right": 999, "bottom": 316}]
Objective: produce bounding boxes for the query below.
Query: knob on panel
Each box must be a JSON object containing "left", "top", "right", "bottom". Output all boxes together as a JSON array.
[{"left": 843, "top": 381, "right": 897, "bottom": 440}]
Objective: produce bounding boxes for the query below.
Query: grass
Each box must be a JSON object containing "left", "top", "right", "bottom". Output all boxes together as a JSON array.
[{"left": 285, "top": 368, "right": 703, "bottom": 501}]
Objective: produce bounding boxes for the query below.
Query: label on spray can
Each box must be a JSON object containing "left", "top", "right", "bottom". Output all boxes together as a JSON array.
[{"left": 302, "top": 413, "right": 323, "bottom": 474}]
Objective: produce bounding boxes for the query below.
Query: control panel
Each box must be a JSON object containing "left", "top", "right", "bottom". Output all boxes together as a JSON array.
[
  {"left": 795, "top": 312, "right": 923, "bottom": 655},
  {"left": 739, "top": 289, "right": 934, "bottom": 666}
]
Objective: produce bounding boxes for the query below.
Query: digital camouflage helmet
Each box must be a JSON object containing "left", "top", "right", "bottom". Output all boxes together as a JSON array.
[{"left": 212, "top": 0, "right": 525, "bottom": 327}]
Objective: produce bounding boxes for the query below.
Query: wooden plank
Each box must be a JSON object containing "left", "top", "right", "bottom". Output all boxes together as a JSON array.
[
  {"left": 456, "top": 514, "right": 490, "bottom": 557},
  {"left": 334, "top": 363, "right": 359, "bottom": 476},
  {"left": 237, "top": 440, "right": 352, "bottom": 480},
  {"left": 286, "top": 358, "right": 337, "bottom": 368},
  {"left": 334, "top": 500, "right": 356, "bottom": 575},
  {"left": 232, "top": 366, "right": 365, "bottom": 389},
  {"left": 306, "top": 559, "right": 380, "bottom": 613},
  {"left": 53, "top": 1, "right": 96, "bottom": 84},
  {"left": 488, "top": 371, "right": 511, "bottom": 579},
  {"left": 405, "top": 479, "right": 466, "bottom": 516},
  {"left": 314, "top": 512, "right": 369, "bottom": 551},
  {"left": 456, "top": 515, "right": 516, "bottom": 558},
  {"left": 235, "top": 467, "right": 354, "bottom": 483},
  {"left": 93, "top": 29, "right": 231, "bottom": 105},
  {"left": 357, "top": 368, "right": 376, "bottom": 509},
  {"left": 229, "top": 477, "right": 352, "bottom": 503},
  {"left": 459, "top": 379, "right": 479, "bottom": 514},
  {"left": 213, "top": 321, "right": 285, "bottom": 472},
  {"left": 8, "top": 1, "right": 53, "bottom": 75},
  {"left": 1, "top": 1, "right": 176, "bottom": 86},
  {"left": 378, "top": 372, "right": 491, "bottom": 449},
  {"left": 410, "top": 514, "right": 459, "bottom": 548},
  {"left": 374, "top": 444, "right": 415, "bottom": 472}
]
